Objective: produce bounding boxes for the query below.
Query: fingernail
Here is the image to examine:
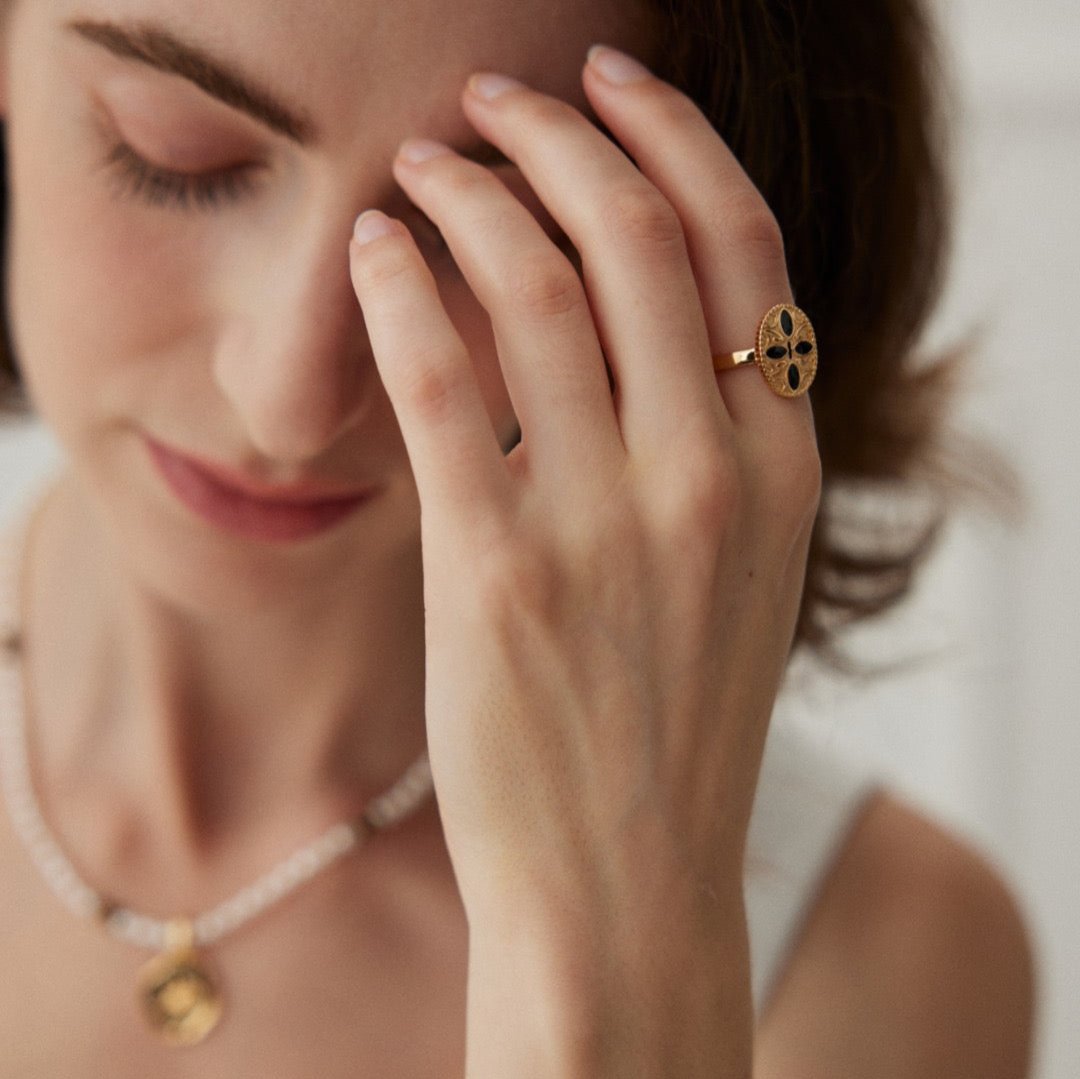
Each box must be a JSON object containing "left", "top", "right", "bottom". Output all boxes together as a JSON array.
[
  {"left": 587, "top": 44, "right": 651, "bottom": 86},
  {"left": 468, "top": 72, "right": 524, "bottom": 101},
  {"left": 398, "top": 138, "right": 453, "bottom": 165},
  {"left": 353, "top": 210, "right": 395, "bottom": 246}
]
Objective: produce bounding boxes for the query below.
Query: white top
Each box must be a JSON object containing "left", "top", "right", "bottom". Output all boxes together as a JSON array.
[
  {"left": 0, "top": 471, "right": 884, "bottom": 1022},
  {"left": 745, "top": 717, "right": 882, "bottom": 1015}
]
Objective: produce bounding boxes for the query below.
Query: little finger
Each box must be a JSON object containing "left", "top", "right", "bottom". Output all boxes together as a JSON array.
[{"left": 582, "top": 47, "right": 815, "bottom": 440}]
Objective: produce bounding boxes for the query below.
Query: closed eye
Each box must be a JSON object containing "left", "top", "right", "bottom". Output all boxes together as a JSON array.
[
  {"left": 101, "top": 138, "right": 266, "bottom": 211},
  {"left": 100, "top": 139, "right": 575, "bottom": 273}
]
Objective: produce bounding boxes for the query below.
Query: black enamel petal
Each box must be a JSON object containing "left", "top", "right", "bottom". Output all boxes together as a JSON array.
[
  {"left": 788, "top": 365, "right": 801, "bottom": 391},
  {"left": 766, "top": 346, "right": 788, "bottom": 360},
  {"left": 795, "top": 341, "right": 814, "bottom": 355},
  {"left": 780, "top": 308, "right": 794, "bottom": 336}
]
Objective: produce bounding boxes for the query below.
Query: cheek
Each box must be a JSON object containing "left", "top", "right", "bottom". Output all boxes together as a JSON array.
[{"left": 5, "top": 106, "right": 203, "bottom": 429}]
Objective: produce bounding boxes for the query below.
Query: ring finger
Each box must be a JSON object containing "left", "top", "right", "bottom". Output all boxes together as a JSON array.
[{"left": 581, "top": 49, "right": 814, "bottom": 439}]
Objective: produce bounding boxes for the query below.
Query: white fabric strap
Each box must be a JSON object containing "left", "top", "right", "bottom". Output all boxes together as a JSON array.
[{"left": 744, "top": 718, "right": 883, "bottom": 1019}]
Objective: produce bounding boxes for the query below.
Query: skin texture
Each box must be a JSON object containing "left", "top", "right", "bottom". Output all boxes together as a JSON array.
[
  {"left": 0, "top": 0, "right": 655, "bottom": 877},
  {"left": 0, "top": 1, "right": 1034, "bottom": 1075},
  {"left": 348, "top": 61, "right": 819, "bottom": 1077}
]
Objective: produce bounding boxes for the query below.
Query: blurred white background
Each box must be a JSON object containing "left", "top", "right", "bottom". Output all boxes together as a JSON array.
[
  {"left": 782, "top": 2, "right": 1080, "bottom": 1076},
  {"left": 0, "top": 0, "right": 1077, "bottom": 1074}
]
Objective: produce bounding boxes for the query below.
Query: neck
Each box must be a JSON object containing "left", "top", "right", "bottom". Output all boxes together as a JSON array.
[{"left": 19, "top": 468, "right": 434, "bottom": 902}]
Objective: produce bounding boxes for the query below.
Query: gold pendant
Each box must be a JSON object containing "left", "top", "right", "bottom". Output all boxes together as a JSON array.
[{"left": 136, "top": 918, "right": 223, "bottom": 1046}]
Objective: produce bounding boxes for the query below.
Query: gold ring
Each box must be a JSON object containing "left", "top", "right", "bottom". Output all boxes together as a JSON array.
[{"left": 712, "top": 304, "right": 818, "bottom": 399}]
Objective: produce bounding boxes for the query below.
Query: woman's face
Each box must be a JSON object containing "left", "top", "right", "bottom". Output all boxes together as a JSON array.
[{"left": 0, "top": 0, "right": 651, "bottom": 579}]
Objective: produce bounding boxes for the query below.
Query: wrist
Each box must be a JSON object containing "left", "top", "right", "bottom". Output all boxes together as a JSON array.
[{"left": 464, "top": 882, "right": 754, "bottom": 1079}]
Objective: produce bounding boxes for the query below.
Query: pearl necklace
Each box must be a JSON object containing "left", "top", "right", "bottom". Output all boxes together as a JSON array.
[{"left": 0, "top": 490, "right": 435, "bottom": 1046}]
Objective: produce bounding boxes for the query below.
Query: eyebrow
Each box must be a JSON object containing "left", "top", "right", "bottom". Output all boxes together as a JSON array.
[
  {"left": 67, "top": 18, "right": 318, "bottom": 144},
  {"left": 65, "top": 17, "right": 512, "bottom": 168}
]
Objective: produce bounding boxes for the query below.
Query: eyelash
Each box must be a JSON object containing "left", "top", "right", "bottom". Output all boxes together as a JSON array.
[
  {"left": 97, "top": 140, "right": 577, "bottom": 268},
  {"left": 100, "top": 138, "right": 453, "bottom": 255},
  {"left": 102, "top": 139, "right": 264, "bottom": 211}
]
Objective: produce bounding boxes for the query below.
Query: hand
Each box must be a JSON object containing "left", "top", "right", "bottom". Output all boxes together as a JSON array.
[{"left": 348, "top": 48, "right": 821, "bottom": 936}]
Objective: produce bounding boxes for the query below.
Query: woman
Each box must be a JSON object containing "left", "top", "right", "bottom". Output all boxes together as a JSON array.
[{"left": 0, "top": 0, "right": 1035, "bottom": 1075}]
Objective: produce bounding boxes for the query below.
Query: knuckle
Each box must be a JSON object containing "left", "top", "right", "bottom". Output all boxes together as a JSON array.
[
  {"left": 475, "top": 544, "right": 556, "bottom": 623},
  {"left": 673, "top": 448, "right": 741, "bottom": 533},
  {"left": 517, "top": 93, "right": 578, "bottom": 133},
  {"left": 787, "top": 438, "right": 824, "bottom": 513},
  {"left": 504, "top": 256, "right": 584, "bottom": 320},
  {"left": 472, "top": 204, "right": 524, "bottom": 248},
  {"left": 764, "top": 432, "right": 823, "bottom": 519},
  {"left": 353, "top": 239, "right": 414, "bottom": 290},
  {"left": 400, "top": 350, "right": 469, "bottom": 424},
  {"left": 725, "top": 198, "right": 786, "bottom": 259},
  {"left": 600, "top": 185, "right": 685, "bottom": 250},
  {"left": 437, "top": 159, "right": 495, "bottom": 200},
  {"left": 651, "top": 84, "right": 708, "bottom": 130},
  {"left": 802, "top": 440, "right": 824, "bottom": 504}
]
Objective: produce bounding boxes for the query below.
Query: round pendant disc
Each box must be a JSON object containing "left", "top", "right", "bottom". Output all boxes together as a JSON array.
[{"left": 137, "top": 947, "right": 223, "bottom": 1046}]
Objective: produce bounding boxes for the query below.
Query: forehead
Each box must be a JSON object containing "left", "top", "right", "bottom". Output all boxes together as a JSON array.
[{"left": 55, "top": 0, "right": 656, "bottom": 147}]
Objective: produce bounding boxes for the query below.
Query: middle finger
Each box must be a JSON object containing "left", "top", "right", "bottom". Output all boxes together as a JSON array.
[{"left": 391, "top": 140, "right": 625, "bottom": 491}]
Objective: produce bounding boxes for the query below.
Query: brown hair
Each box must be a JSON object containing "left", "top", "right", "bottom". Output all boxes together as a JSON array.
[{"left": 0, "top": 0, "right": 1011, "bottom": 665}]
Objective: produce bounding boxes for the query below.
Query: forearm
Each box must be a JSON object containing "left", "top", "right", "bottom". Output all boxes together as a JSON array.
[{"left": 463, "top": 880, "right": 754, "bottom": 1079}]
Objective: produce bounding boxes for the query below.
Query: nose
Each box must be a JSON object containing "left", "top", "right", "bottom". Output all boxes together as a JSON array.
[{"left": 212, "top": 211, "right": 372, "bottom": 465}]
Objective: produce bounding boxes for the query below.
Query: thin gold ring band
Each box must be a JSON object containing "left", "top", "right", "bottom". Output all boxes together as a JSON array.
[{"left": 714, "top": 348, "right": 757, "bottom": 370}]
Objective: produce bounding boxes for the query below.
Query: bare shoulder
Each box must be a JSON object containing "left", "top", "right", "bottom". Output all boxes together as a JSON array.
[{"left": 754, "top": 789, "right": 1037, "bottom": 1079}]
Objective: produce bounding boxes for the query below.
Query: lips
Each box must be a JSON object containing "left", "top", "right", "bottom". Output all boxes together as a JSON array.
[{"left": 143, "top": 435, "right": 374, "bottom": 543}]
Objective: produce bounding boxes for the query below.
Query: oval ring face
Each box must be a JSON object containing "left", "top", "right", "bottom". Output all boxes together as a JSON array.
[{"left": 755, "top": 304, "right": 818, "bottom": 398}]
